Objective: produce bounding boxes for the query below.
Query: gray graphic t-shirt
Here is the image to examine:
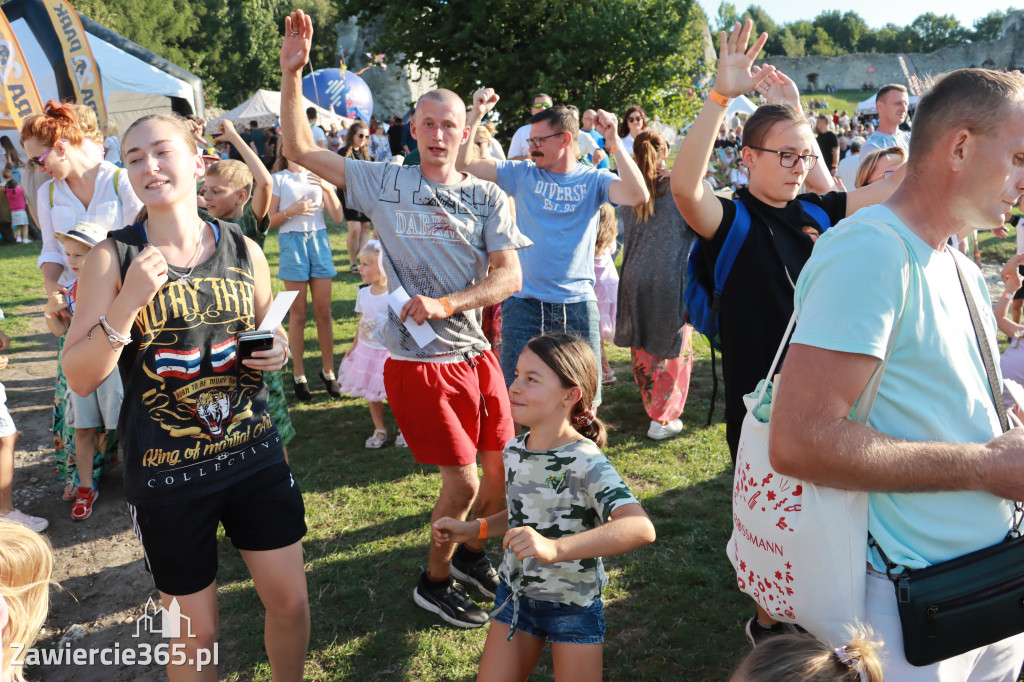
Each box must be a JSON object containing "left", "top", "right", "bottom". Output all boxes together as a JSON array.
[
  {"left": 499, "top": 434, "right": 639, "bottom": 606},
  {"left": 345, "top": 160, "right": 532, "bottom": 360}
]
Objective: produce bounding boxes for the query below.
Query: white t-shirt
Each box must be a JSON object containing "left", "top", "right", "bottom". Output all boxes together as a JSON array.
[
  {"left": 576, "top": 131, "right": 598, "bottom": 158},
  {"left": 37, "top": 161, "right": 143, "bottom": 287},
  {"left": 508, "top": 123, "right": 532, "bottom": 159},
  {"left": 355, "top": 286, "right": 389, "bottom": 350},
  {"left": 271, "top": 170, "right": 331, "bottom": 234},
  {"left": 836, "top": 152, "right": 861, "bottom": 189},
  {"left": 311, "top": 123, "right": 328, "bottom": 148},
  {"left": 103, "top": 136, "right": 121, "bottom": 165},
  {"left": 621, "top": 134, "right": 636, "bottom": 156}
]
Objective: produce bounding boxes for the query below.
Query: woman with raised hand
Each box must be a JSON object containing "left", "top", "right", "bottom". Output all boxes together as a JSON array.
[{"left": 670, "top": 19, "right": 903, "bottom": 645}]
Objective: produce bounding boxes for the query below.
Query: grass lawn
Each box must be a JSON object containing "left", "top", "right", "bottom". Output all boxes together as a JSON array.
[
  {"left": 799, "top": 89, "right": 873, "bottom": 118},
  {"left": 0, "top": 215, "right": 1018, "bottom": 680}
]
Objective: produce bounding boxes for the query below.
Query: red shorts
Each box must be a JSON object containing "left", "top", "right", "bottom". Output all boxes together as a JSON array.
[{"left": 384, "top": 350, "right": 514, "bottom": 466}]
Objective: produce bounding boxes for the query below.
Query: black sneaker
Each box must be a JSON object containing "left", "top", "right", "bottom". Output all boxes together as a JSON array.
[
  {"left": 413, "top": 567, "right": 488, "bottom": 628},
  {"left": 450, "top": 550, "right": 499, "bottom": 600},
  {"left": 744, "top": 616, "right": 798, "bottom": 647},
  {"left": 293, "top": 376, "right": 312, "bottom": 402}
]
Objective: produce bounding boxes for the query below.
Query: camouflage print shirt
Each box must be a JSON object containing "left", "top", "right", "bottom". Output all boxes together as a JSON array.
[{"left": 499, "top": 434, "right": 639, "bottom": 607}]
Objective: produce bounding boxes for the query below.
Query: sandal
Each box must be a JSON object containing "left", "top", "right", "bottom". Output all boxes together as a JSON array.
[
  {"left": 602, "top": 370, "right": 618, "bottom": 386},
  {"left": 62, "top": 480, "right": 76, "bottom": 502},
  {"left": 395, "top": 432, "right": 408, "bottom": 448},
  {"left": 365, "top": 429, "right": 388, "bottom": 449}
]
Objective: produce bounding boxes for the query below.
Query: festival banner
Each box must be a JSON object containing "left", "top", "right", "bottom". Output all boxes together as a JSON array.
[
  {"left": 41, "top": 0, "right": 107, "bottom": 125},
  {"left": 0, "top": 9, "right": 44, "bottom": 130}
]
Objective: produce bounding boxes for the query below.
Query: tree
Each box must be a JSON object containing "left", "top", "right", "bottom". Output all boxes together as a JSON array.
[
  {"left": 339, "top": 0, "right": 708, "bottom": 131},
  {"left": 812, "top": 10, "right": 868, "bottom": 53},
  {"left": 74, "top": 0, "right": 339, "bottom": 108},
  {"left": 779, "top": 27, "right": 805, "bottom": 57},
  {"left": 972, "top": 9, "right": 1014, "bottom": 42},
  {"left": 742, "top": 5, "right": 782, "bottom": 55},
  {"left": 910, "top": 12, "right": 969, "bottom": 52},
  {"left": 714, "top": 1, "right": 740, "bottom": 34},
  {"left": 808, "top": 27, "right": 840, "bottom": 56}
]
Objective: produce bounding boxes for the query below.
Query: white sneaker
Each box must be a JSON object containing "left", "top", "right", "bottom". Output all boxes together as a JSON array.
[
  {"left": 647, "top": 419, "right": 683, "bottom": 440},
  {"left": 3, "top": 509, "right": 49, "bottom": 533}
]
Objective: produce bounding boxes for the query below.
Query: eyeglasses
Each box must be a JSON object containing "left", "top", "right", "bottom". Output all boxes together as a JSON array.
[
  {"left": 533, "top": 102, "right": 552, "bottom": 109},
  {"left": 355, "top": 133, "right": 367, "bottom": 139},
  {"left": 30, "top": 142, "right": 61, "bottom": 168},
  {"left": 627, "top": 116, "right": 643, "bottom": 122},
  {"left": 747, "top": 146, "right": 818, "bottom": 170},
  {"left": 526, "top": 132, "right": 565, "bottom": 147}
]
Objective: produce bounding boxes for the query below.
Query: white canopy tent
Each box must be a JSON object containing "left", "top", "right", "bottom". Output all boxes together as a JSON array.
[
  {"left": 206, "top": 90, "right": 351, "bottom": 133},
  {"left": 855, "top": 93, "right": 920, "bottom": 114},
  {"left": 725, "top": 95, "right": 758, "bottom": 118}
]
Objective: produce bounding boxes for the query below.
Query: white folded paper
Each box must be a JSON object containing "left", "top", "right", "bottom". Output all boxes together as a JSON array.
[
  {"left": 387, "top": 286, "right": 439, "bottom": 348},
  {"left": 258, "top": 291, "right": 299, "bottom": 331}
]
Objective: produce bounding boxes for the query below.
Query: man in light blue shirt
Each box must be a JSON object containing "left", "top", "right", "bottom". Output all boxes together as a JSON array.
[
  {"left": 771, "top": 68, "right": 1024, "bottom": 679},
  {"left": 457, "top": 88, "right": 649, "bottom": 401}
]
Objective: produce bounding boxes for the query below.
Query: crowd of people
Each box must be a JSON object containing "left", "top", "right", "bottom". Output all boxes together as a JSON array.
[{"left": 1, "top": 10, "right": 1024, "bottom": 681}]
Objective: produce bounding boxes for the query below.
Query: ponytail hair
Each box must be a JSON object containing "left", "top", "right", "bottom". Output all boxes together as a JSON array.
[
  {"left": 632, "top": 129, "right": 668, "bottom": 223},
  {"left": 524, "top": 332, "right": 608, "bottom": 447},
  {"left": 20, "top": 100, "right": 84, "bottom": 148},
  {"left": 732, "top": 624, "right": 883, "bottom": 682}
]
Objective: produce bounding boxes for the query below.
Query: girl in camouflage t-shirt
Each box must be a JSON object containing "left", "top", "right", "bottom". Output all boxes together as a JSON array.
[{"left": 433, "top": 333, "right": 656, "bottom": 680}]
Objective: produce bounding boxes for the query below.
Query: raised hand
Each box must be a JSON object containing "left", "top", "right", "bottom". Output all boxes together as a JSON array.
[
  {"left": 752, "top": 66, "right": 800, "bottom": 109},
  {"left": 121, "top": 245, "right": 168, "bottom": 310},
  {"left": 213, "top": 119, "right": 241, "bottom": 145},
  {"left": 281, "top": 11, "right": 313, "bottom": 74},
  {"left": 594, "top": 110, "right": 618, "bottom": 142},
  {"left": 713, "top": 19, "right": 772, "bottom": 99},
  {"left": 472, "top": 88, "right": 500, "bottom": 118}
]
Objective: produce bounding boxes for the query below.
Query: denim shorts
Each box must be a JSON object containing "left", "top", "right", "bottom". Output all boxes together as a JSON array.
[
  {"left": 491, "top": 580, "right": 605, "bottom": 644},
  {"left": 278, "top": 229, "right": 337, "bottom": 281},
  {"left": 68, "top": 369, "right": 123, "bottom": 429},
  {"left": 499, "top": 296, "right": 602, "bottom": 405}
]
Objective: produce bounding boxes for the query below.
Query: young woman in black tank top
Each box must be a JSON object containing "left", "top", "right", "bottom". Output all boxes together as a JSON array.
[{"left": 61, "top": 113, "right": 310, "bottom": 680}]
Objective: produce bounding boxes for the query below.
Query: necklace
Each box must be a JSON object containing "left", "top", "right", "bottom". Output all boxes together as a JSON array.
[{"left": 147, "top": 220, "right": 206, "bottom": 286}]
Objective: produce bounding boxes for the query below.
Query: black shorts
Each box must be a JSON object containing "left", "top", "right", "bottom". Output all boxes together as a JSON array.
[
  {"left": 128, "top": 461, "right": 306, "bottom": 596},
  {"left": 1016, "top": 264, "right": 1024, "bottom": 301}
]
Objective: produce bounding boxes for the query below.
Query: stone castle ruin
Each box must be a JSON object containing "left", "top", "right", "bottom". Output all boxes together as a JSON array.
[{"left": 758, "top": 11, "right": 1024, "bottom": 94}]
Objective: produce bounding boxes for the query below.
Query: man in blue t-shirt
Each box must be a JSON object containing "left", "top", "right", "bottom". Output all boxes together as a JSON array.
[
  {"left": 771, "top": 68, "right": 1024, "bottom": 678},
  {"left": 457, "top": 88, "right": 649, "bottom": 403}
]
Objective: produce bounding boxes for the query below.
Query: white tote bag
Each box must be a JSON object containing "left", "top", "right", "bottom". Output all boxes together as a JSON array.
[{"left": 727, "top": 230, "right": 908, "bottom": 645}]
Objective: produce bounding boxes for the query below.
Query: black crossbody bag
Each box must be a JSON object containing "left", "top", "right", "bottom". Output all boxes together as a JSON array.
[{"left": 869, "top": 250, "right": 1024, "bottom": 667}]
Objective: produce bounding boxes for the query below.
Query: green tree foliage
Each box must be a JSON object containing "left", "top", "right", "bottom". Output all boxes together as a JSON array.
[
  {"left": 339, "top": 0, "right": 708, "bottom": 132},
  {"left": 73, "top": 0, "right": 339, "bottom": 108},
  {"left": 972, "top": 9, "right": 1015, "bottom": 42},
  {"left": 714, "top": 1, "right": 740, "bottom": 33},
  {"left": 730, "top": 5, "right": 1010, "bottom": 57},
  {"left": 910, "top": 13, "right": 969, "bottom": 52}
]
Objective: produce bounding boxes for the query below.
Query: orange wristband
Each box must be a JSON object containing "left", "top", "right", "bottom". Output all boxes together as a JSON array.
[
  {"left": 439, "top": 296, "right": 454, "bottom": 318},
  {"left": 708, "top": 89, "right": 730, "bottom": 107},
  {"left": 477, "top": 518, "right": 488, "bottom": 540}
]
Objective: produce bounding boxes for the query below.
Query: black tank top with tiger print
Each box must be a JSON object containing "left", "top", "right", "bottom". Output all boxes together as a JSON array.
[{"left": 111, "top": 219, "right": 283, "bottom": 504}]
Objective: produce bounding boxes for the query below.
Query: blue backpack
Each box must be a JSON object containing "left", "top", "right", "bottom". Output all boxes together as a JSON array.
[{"left": 683, "top": 198, "right": 831, "bottom": 422}]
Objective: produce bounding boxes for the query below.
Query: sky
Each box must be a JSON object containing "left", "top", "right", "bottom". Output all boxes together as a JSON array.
[{"left": 695, "top": 0, "right": 1014, "bottom": 31}]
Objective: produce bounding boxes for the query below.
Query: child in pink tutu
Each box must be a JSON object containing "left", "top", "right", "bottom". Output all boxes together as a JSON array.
[
  {"left": 594, "top": 204, "right": 620, "bottom": 385},
  {"left": 338, "top": 241, "right": 406, "bottom": 448}
]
